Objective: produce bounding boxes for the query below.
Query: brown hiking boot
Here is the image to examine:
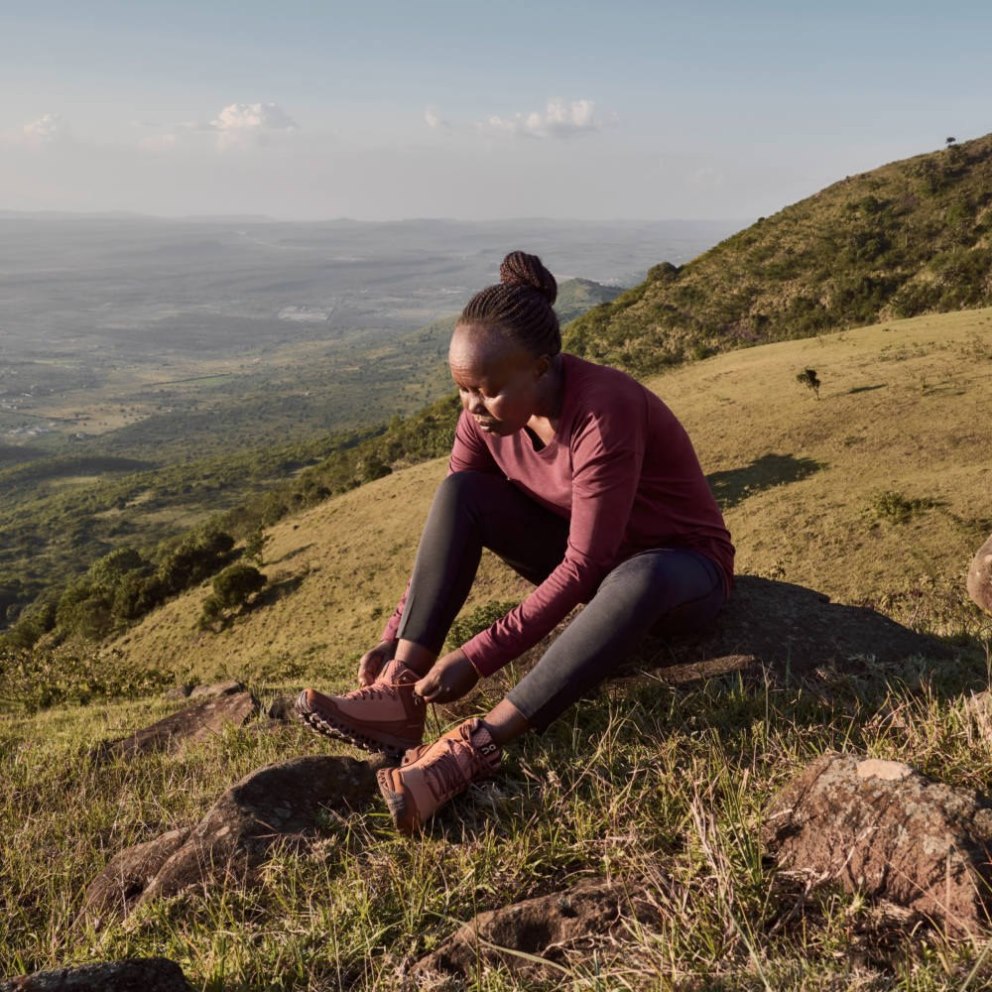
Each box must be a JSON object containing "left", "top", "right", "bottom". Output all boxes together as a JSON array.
[
  {"left": 295, "top": 660, "right": 426, "bottom": 757},
  {"left": 377, "top": 719, "right": 501, "bottom": 834}
]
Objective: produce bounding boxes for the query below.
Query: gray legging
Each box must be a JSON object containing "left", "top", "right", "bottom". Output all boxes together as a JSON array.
[{"left": 397, "top": 471, "right": 727, "bottom": 732}]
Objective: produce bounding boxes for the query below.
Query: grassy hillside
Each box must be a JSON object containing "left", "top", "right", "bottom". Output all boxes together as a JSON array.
[
  {"left": 565, "top": 134, "right": 992, "bottom": 374},
  {"left": 103, "top": 308, "right": 991, "bottom": 684},
  {"left": 2, "top": 313, "right": 991, "bottom": 989}
]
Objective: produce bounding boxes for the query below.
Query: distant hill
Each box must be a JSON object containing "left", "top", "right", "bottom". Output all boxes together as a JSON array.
[
  {"left": 565, "top": 134, "right": 992, "bottom": 374},
  {"left": 405, "top": 277, "right": 624, "bottom": 347}
]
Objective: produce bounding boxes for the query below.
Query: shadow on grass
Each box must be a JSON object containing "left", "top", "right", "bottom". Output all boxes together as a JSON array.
[
  {"left": 251, "top": 574, "right": 306, "bottom": 610},
  {"left": 707, "top": 454, "right": 824, "bottom": 511}
]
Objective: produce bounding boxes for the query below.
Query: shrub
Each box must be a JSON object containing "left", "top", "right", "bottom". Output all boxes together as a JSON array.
[
  {"left": 868, "top": 490, "right": 941, "bottom": 525},
  {"left": 796, "top": 368, "right": 821, "bottom": 398},
  {"left": 198, "top": 564, "right": 267, "bottom": 631}
]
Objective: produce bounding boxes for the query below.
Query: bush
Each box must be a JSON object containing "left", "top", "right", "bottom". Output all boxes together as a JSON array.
[{"left": 199, "top": 564, "right": 267, "bottom": 631}]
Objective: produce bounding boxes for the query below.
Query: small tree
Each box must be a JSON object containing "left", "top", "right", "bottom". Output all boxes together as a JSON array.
[
  {"left": 796, "top": 368, "right": 821, "bottom": 399},
  {"left": 243, "top": 527, "right": 270, "bottom": 565},
  {"left": 198, "top": 564, "right": 266, "bottom": 631}
]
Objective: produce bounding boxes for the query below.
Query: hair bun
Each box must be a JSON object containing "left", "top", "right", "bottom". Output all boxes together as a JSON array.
[{"left": 499, "top": 251, "right": 557, "bottom": 305}]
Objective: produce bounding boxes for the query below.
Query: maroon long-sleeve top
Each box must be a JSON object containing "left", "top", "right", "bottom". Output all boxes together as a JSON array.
[{"left": 383, "top": 353, "right": 734, "bottom": 677}]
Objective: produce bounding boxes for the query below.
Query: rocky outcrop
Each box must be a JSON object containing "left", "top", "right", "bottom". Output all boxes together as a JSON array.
[
  {"left": 642, "top": 575, "right": 954, "bottom": 685},
  {"left": 81, "top": 755, "right": 377, "bottom": 928},
  {"left": 762, "top": 753, "right": 992, "bottom": 935},
  {"left": 164, "top": 679, "right": 246, "bottom": 702},
  {"left": 0, "top": 958, "right": 191, "bottom": 991},
  {"left": 967, "top": 533, "right": 992, "bottom": 614},
  {"left": 410, "top": 879, "right": 654, "bottom": 985},
  {"left": 90, "top": 690, "right": 258, "bottom": 762}
]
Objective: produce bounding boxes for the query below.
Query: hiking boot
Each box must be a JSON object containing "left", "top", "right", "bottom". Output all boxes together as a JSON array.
[
  {"left": 377, "top": 718, "right": 501, "bottom": 834},
  {"left": 295, "top": 660, "right": 426, "bottom": 757}
]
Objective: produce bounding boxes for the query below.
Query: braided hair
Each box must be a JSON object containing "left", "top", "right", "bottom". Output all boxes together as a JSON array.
[{"left": 458, "top": 251, "right": 561, "bottom": 357}]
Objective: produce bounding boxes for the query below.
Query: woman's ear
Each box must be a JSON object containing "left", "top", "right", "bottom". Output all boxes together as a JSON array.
[{"left": 534, "top": 354, "right": 552, "bottom": 379}]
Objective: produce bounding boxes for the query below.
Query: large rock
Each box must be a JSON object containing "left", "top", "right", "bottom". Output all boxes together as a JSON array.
[
  {"left": 81, "top": 755, "right": 376, "bottom": 927},
  {"left": 90, "top": 691, "right": 258, "bottom": 762},
  {"left": 0, "top": 958, "right": 191, "bottom": 991},
  {"left": 967, "top": 533, "right": 992, "bottom": 614},
  {"left": 762, "top": 752, "right": 992, "bottom": 935},
  {"left": 649, "top": 575, "right": 953, "bottom": 684},
  {"left": 410, "top": 879, "right": 654, "bottom": 985}
]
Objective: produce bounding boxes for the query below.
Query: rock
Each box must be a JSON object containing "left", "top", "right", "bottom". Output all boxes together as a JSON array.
[
  {"left": 188, "top": 680, "right": 245, "bottom": 699},
  {"left": 90, "top": 691, "right": 258, "bottom": 762},
  {"left": 410, "top": 879, "right": 654, "bottom": 985},
  {"left": 81, "top": 756, "right": 376, "bottom": 927},
  {"left": 761, "top": 752, "right": 992, "bottom": 935},
  {"left": 649, "top": 575, "right": 953, "bottom": 683},
  {"left": 163, "top": 684, "right": 194, "bottom": 701},
  {"left": 266, "top": 694, "right": 297, "bottom": 721},
  {"left": 0, "top": 958, "right": 191, "bottom": 991},
  {"left": 967, "top": 533, "right": 992, "bottom": 614}
]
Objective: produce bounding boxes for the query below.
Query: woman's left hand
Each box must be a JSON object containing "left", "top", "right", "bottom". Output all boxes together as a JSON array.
[{"left": 414, "top": 649, "right": 480, "bottom": 703}]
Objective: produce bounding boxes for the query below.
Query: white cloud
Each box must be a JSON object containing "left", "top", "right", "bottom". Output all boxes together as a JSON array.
[
  {"left": 424, "top": 106, "right": 449, "bottom": 130},
  {"left": 481, "top": 98, "right": 610, "bottom": 139},
  {"left": 19, "top": 113, "right": 70, "bottom": 146},
  {"left": 209, "top": 102, "right": 297, "bottom": 148}
]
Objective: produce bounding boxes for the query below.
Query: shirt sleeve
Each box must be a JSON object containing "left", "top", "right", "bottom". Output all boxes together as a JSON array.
[
  {"left": 380, "top": 409, "right": 500, "bottom": 642},
  {"left": 461, "top": 390, "right": 648, "bottom": 676}
]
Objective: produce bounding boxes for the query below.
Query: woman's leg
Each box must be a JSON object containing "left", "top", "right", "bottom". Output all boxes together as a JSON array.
[
  {"left": 298, "top": 470, "right": 568, "bottom": 755},
  {"left": 394, "top": 470, "right": 569, "bottom": 670},
  {"left": 501, "top": 548, "right": 725, "bottom": 735}
]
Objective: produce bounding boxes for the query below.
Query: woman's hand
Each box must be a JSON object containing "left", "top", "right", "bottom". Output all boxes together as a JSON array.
[
  {"left": 414, "top": 649, "right": 479, "bottom": 704},
  {"left": 357, "top": 639, "right": 398, "bottom": 687}
]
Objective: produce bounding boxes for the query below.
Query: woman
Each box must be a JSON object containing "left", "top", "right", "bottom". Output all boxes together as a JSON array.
[{"left": 297, "top": 251, "right": 733, "bottom": 834}]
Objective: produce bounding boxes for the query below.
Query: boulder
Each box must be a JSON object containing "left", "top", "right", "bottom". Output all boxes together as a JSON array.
[
  {"left": 90, "top": 691, "right": 258, "bottom": 762},
  {"left": 762, "top": 752, "right": 992, "bottom": 935},
  {"left": 967, "top": 533, "right": 992, "bottom": 614},
  {"left": 647, "top": 575, "right": 953, "bottom": 684},
  {"left": 81, "top": 755, "right": 376, "bottom": 927},
  {"left": 189, "top": 680, "right": 246, "bottom": 700},
  {"left": 410, "top": 879, "right": 654, "bottom": 985},
  {"left": 0, "top": 958, "right": 191, "bottom": 991}
]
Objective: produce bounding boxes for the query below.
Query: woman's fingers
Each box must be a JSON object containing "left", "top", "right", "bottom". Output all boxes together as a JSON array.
[{"left": 357, "top": 649, "right": 385, "bottom": 687}]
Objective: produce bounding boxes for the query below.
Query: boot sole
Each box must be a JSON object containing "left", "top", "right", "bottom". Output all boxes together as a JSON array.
[
  {"left": 376, "top": 767, "right": 420, "bottom": 835},
  {"left": 294, "top": 690, "right": 420, "bottom": 759}
]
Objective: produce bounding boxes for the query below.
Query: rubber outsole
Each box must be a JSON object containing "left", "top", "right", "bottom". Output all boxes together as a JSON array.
[
  {"left": 294, "top": 690, "right": 419, "bottom": 759},
  {"left": 376, "top": 768, "right": 419, "bottom": 835}
]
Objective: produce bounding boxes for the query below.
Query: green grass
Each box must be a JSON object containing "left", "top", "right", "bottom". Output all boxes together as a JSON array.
[
  {"left": 564, "top": 133, "right": 992, "bottom": 376},
  {"left": 2, "top": 646, "right": 992, "bottom": 989}
]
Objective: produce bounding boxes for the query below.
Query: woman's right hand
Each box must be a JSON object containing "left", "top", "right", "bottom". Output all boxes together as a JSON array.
[{"left": 357, "top": 639, "right": 398, "bottom": 687}]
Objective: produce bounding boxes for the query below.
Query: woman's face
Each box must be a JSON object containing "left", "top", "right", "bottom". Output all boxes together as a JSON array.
[{"left": 449, "top": 323, "right": 548, "bottom": 436}]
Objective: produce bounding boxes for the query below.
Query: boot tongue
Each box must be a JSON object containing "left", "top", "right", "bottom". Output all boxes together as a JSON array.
[
  {"left": 468, "top": 720, "right": 501, "bottom": 763},
  {"left": 380, "top": 659, "right": 419, "bottom": 685}
]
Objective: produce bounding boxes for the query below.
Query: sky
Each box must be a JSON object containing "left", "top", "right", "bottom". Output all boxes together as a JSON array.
[{"left": 2, "top": 0, "right": 990, "bottom": 222}]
